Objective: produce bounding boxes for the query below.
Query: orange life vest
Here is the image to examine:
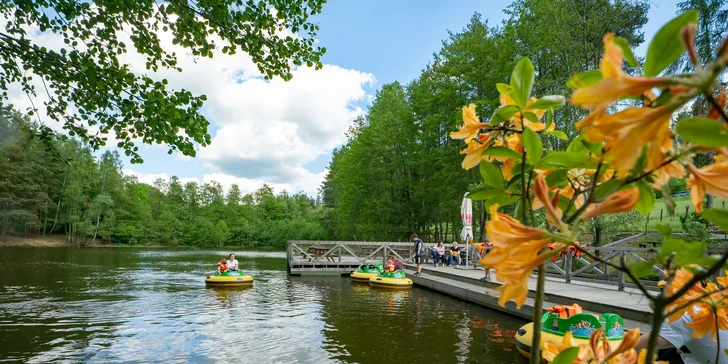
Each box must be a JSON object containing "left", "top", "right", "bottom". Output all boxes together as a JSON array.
[
  {"left": 547, "top": 304, "right": 583, "bottom": 318},
  {"left": 217, "top": 262, "right": 228, "bottom": 272},
  {"left": 386, "top": 263, "right": 395, "bottom": 272}
]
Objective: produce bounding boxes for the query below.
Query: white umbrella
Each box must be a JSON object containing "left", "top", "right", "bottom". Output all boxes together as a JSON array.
[{"left": 460, "top": 193, "right": 473, "bottom": 266}]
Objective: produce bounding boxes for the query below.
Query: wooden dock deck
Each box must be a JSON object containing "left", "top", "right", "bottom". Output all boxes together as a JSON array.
[{"left": 404, "top": 263, "right": 652, "bottom": 331}]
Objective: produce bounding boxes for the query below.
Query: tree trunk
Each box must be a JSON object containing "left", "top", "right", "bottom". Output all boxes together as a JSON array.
[
  {"left": 478, "top": 200, "right": 486, "bottom": 241},
  {"left": 1, "top": 201, "right": 7, "bottom": 243},
  {"left": 50, "top": 165, "right": 68, "bottom": 234},
  {"left": 595, "top": 225, "right": 603, "bottom": 247}
]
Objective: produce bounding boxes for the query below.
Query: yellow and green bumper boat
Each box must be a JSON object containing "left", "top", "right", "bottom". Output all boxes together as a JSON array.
[{"left": 205, "top": 270, "right": 254, "bottom": 287}]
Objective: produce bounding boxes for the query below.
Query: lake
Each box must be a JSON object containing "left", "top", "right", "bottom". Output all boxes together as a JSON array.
[{"left": 0, "top": 248, "right": 526, "bottom": 363}]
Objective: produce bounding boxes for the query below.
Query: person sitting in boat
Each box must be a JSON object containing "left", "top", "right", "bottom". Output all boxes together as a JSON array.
[
  {"left": 217, "top": 259, "right": 229, "bottom": 274},
  {"left": 385, "top": 259, "right": 395, "bottom": 273},
  {"left": 227, "top": 253, "right": 239, "bottom": 271},
  {"left": 432, "top": 241, "right": 446, "bottom": 267},
  {"left": 447, "top": 242, "right": 461, "bottom": 267},
  {"left": 392, "top": 256, "right": 404, "bottom": 271}
]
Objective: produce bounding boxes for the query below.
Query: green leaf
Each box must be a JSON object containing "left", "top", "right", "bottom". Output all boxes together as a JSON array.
[
  {"left": 566, "top": 70, "right": 603, "bottom": 90},
  {"left": 594, "top": 179, "right": 623, "bottom": 200},
  {"left": 510, "top": 57, "right": 535, "bottom": 108},
  {"left": 479, "top": 160, "right": 504, "bottom": 190},
  {"left": 490, "top": 105, "right": 520, "bottom": 125},
  {"left": 468, "top": 187, "right": 505, "bottom": 201},
  {"left": 676, "top": 117, "right": 728, "bottom": 148},
  {"left": 635, "top": 181, "right": 655, "bottom": 216},
  {"left": 522, "top": 128, "right": 542, "bottom": 165},
  {"left": 655, "top": 223, "right": 673, "bottom": 236},
  {"left": 482, "top": 146, "right": 521, "bottom": 159},
  {"left": 496, "top": 83, "right": 513, "bottom": 98},
  {"left": 538, "top": 151, "right": 589, "bottom": 169},
  {"left": 659, "top": 238, "right": 706, "bottom": 266},
  {"left": 644, "top": 10, "right": 699, "bottom": 76},
  {"left": 529, "top": 95, "right": 566, "bottom": 110},
  {"left": 703, "top": 208, "right": 728, "bottom": 232},
  {"left": 630, "top": 260, "right": 656, "bottom": 279},
  {"left": 612, "top": 36, "right": 639, "bottom": 67},
  {"left": 523, "top": 112, "right": 540, "bottom": 124},
  {"left": 662, "top": 183, "right": 676, "bottom": 216},
  {"left": 551, "top": 347, "right": 580, "bottom": 364},
  {"left": 544, "top": 130, "right": 568, "bottom": 140},
  {"left": 545, "top": 170, "right": 569, "bottom": 189}
]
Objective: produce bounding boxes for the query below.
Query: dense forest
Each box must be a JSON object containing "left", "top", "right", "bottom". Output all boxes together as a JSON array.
[
  {"left": 2, "top": 0, "right": 726, "bottom": 247},
  {"left": 0, "top": 110, "right": 325, "bottom": 247},
  {"left": 321, "top": 0, "right": 652, "bottom": 243}
]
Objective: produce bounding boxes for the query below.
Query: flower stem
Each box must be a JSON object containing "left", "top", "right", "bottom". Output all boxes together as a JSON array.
[
  {"left": 644, "top": 302, "right": 665, "bottom": 364},
  {"left": 529, "top": 263, "right": 546, "bottom": 364},
  {"left": 715, "top": 307, "right": 721, "bottom": 364}
]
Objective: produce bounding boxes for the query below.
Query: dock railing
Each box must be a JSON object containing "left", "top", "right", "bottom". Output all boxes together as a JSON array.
[
  {"left": 546, "top": 247, "right": 665, "bottom": 291},
  {"left": 288, "top": 240, "right": 415, "bottom": 266}
]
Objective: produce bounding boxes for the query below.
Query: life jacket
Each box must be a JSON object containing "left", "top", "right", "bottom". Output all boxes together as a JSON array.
[
  {"left": 547, "top": 304, "right": 583, "bottom": 318},
  {"left": 386, "top": 264, "right": 395, "bottom": 272},
  {"left": 548, "top": 242, "right": 584, "bottom": 262},
  {"left": 474, "top": 243, "right": 486, "bottom": 255},
  {"left": 217, "top": 262, "right": 228, "bottom": 273}
]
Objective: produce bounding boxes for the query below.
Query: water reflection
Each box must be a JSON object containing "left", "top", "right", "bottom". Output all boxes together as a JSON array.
[{"left": 1, "top": 248, "right": 524, "bottom": 363}]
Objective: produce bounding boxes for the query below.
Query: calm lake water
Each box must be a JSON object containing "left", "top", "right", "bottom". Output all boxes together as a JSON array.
[{"left": 0, "top": 248, "right": 526, "bottom": 363}]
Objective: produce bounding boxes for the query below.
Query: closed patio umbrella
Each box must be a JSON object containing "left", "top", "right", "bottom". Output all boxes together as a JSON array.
[{"left": 460, "top": 193, "right": 473, "bottom": 266}]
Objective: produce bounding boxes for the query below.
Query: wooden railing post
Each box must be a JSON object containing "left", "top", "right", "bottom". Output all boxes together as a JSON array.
[
  {"left": 618, "top": 251, "right": 625, "bottom": 291},
  {"left": 565, "top": 253, "right": 572, "bottom": 284}
]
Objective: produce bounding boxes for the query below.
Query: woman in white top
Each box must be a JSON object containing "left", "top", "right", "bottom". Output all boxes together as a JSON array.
[{"left": 227, "top": 253, "right": 239, "bottom": 271}]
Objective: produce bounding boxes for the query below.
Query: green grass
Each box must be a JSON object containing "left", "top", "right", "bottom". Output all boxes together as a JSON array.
[{"left": 644, "top": 196, "right": 728, "bottom": 232}]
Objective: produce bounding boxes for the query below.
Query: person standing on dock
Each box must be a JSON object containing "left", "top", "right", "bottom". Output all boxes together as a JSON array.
[{"left": 411, "top": 233, "right": 424, "bottom": 276}]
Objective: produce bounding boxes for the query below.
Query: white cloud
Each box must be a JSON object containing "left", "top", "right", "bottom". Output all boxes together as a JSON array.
[{"left": 4, "top": 11, "right": 373, "bottom": 197}]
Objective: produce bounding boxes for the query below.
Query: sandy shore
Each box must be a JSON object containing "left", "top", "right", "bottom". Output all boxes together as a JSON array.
[{"left": 0, "top": 235, "right": 116, "bottom": 247}]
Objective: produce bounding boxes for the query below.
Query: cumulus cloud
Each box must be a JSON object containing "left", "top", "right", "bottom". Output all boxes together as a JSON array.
[{"left": 5, "top": 11, "right": 374, "bottom": 196}]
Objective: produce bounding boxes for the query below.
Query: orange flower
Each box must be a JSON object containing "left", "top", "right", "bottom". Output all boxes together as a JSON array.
[
  {"left": 484, "top": 204, "right": 545, "bottom": 247},
  {"left": 573, "top": 33, "right": 667, "bottom": 124},
  {"left": 500, "top": 92, "right": 556, "bottom": 131},
  {"left": 581, "top": 187, "right": 639, "bottom": 220},
  {"left": 665, "top": 268, "right": 705, "bottom": 323},
  {"left": 707, "top": 87, "right": 727, "bottom": 121},
  {"left": 584, "top": 106, "right": 673, "bottom": 178},
  {"left": 459, "top": 133, "right": 494, "bottom": 170},
  {"left": 648, "top": 136, "right": 686, "bottom": 189},
  {"left": 489, "top": 244, "right": 551, "bottom": 308},
  {"left": 451, "top": 104, "right": 489, "bottom": 143},
  {"left": 687, "top": 162, "right": 728, "bottom": 213},
  {"left": 533, "top": 174, "right": 563, "bottom": 228}
]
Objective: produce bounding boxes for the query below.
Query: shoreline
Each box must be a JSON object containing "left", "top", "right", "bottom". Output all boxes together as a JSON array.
[{"left": 0, "top": 236, "right": 285, "bottom": 251}]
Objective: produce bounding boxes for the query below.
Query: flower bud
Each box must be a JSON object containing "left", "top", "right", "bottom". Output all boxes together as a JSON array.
[{"left": 681, "top": 23, "right": 700, "bottom": 66}]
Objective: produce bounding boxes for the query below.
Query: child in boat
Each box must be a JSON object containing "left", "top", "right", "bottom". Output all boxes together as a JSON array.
[
  {"left": 385, "top": 259, "right": 395, "bottom": 273},
  {"left": 217, "top": 259, "right": 229, "bottom": 274},
  {"left": 392, "top": 256, "right": 404, "bottom": 271}
]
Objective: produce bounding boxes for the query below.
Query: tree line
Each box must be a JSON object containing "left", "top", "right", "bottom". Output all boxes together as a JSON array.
[
  {"left": 321, "top": 0, "right": 653, "bottom": 243},
  {"left": 0, "top": 110, "right": 325, "bottom": 247}
]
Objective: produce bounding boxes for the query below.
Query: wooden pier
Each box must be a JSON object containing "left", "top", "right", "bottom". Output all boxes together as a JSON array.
[
  {"left": 286, "top": 240, "right": 658, "bottom": 330},
  {"left": 286, "top": 240, "right": 416, "bottom": 275}
]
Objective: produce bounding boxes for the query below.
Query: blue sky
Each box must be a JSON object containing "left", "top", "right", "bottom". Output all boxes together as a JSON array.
[{"left": 116, "top": 0, "right": 681, "bottom": 195}]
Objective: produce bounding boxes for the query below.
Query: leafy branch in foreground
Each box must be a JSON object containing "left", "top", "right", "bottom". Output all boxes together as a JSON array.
[
  {"left": 0, "top": 0, "right": 326, "bottom": 162},
  {"left": 451, "top": 9, "right": 728, "bottom": 364}
]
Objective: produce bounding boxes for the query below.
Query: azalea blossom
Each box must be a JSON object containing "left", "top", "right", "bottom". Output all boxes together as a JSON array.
[
  {"left": 581, "top": 187, "right": 639, "bottom": 220},
  {"left": 459, "top": 133, "right": 494, "bottom": 170},
  {"left": 450, "top": 104, "right": 489, "bottom": 143},
  {"left": 572, "top": 33, "right": 668, "bottom": 124},
  {"left": 533, "top": 174, "right": 563, "bottom": 228},
  {"left": 687, "top": 161, "right": 728, "bottom": 213},
  {"left": 584, "top": 106, "right": 674, "bottom": 178}
]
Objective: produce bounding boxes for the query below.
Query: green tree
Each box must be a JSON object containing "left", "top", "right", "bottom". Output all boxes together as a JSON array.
[
  {"left": 0, "top": 0, "right": 326, "bottom": 162},
  {"left": 213, "top": 220, "right": 231, "bottom": 247}
]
